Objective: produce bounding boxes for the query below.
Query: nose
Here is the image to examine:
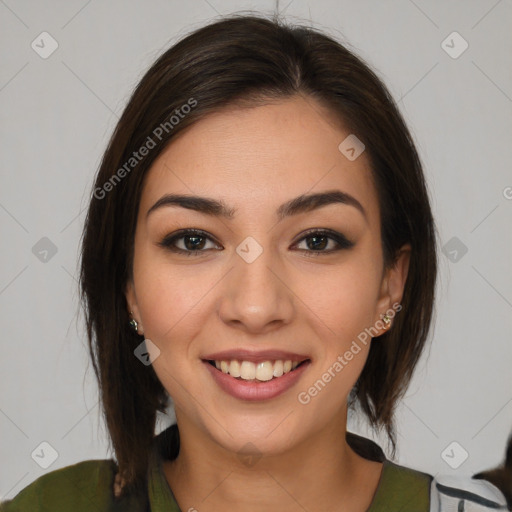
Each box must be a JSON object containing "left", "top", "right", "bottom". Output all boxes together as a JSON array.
[{"left": 218, "top": 241, "right": 295, "bottom": 334}]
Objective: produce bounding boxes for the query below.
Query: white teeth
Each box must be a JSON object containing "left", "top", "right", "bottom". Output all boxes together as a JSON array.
[
  {"left": 273, "top": 360, "right": 284, "bottom": 377},
  {"left": 255, "top": 361, "right": 274, "bottom": 381},
  {"left": 229, "top": 360, "right": 241, "bottom": 378},
  {"left": 212, "top": 359, "right": 306, "bottom": 381},
  {"left": 240, "top": 361, "right": 256, "bottom": 380}
]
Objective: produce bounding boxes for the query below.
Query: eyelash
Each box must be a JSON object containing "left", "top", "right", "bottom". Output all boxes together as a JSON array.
[{"left": 157, "top": 228, "right": 355, "bottom": 257}]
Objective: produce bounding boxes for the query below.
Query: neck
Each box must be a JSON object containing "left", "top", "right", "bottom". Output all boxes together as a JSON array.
[{"left": 162, "top": 412, "right": 382, "bottom": 512}]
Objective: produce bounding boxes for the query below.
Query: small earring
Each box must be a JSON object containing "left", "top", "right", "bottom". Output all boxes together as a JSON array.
[
  {"left": 382, "top": 314, "right": 391, "bottom": 328},
  {"left": 129, "top": 311, "right": 140, "bottom": 333}
]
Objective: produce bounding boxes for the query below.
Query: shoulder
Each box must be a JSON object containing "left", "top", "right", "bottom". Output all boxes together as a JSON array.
[
  {"left": 347, "top": 432, "right": 432, "bottom": 509},
  {"left": 370, "top": 459, "right": 433, "bottom": 510},
  {"left": 372, "top": 461, "right": 510, "bottom": 511},
  {"left": 347, "top": 432, "right": 510, "bottom": 511},
  {"left": 0, "top": 459, "right": 145, "bottom": 512},
  {"left": 430, "top": 473, "right": 509, "bottom": 511}
]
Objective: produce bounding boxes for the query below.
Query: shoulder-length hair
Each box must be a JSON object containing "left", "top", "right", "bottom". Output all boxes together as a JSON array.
[{"left": 79, "top": 13, "right": 438, "bottom": 498}]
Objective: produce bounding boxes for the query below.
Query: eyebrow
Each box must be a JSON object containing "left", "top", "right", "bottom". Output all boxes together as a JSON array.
[{"left": 146, "top": 189, "right": 367, "bottom": 223}]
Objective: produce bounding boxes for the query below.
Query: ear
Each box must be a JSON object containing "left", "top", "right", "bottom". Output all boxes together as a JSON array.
[
  {"left": 125, "top": 279, "right": 144, "bottom": 335},
  {"left": 372, "top": 243, "right": 411, "bottom": 337}
]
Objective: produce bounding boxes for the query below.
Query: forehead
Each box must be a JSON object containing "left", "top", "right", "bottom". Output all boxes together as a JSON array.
[{"left": 140, "top": 95, "right": 379, "bottom": 225}]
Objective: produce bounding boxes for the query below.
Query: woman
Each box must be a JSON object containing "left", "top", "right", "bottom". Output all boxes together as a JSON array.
[{"left": 1, "top": 13, "right": 509, "bottom": 512}]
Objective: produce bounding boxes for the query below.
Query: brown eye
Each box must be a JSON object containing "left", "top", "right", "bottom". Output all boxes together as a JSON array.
[
  {"left": 158, "top": 229, "right": 221, "bottom": 256},
  {"left": 293, "top": 229, "right": 354, "bottom": 256}
]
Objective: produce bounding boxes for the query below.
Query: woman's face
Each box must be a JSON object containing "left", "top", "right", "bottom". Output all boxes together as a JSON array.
[{"left": 126, "top": 94, "right": 410, "bottom": 457}]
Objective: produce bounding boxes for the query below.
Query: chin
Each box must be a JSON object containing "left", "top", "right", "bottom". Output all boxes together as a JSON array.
[{"left": 204, "top": 415, "right": 304, "bottom": 458}]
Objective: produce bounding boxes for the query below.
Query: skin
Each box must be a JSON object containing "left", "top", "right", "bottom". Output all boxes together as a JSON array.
[{"left": 125, "top": 94, "right": 411, "bottom": 512}]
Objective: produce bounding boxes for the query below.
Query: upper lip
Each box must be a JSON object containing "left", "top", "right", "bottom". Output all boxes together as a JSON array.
[{"left": 202, "top": 349, "right": 310, "bottom": 364}]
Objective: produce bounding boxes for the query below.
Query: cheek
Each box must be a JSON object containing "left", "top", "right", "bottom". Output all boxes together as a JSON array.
[
  {"left": 294, "top": 255, "right": 382, "bottom": 337},
  {"left": 290, "top": 250, "right": 383, "bottom": 400},
  {"left": 132, "top": 248, "right": 223, "bottom": 359},
  {"left": 132, "top": 261, "right": 209, "bottom": 401}
]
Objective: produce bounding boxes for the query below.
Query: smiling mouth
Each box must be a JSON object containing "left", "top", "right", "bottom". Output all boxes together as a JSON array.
[{"left": 205, "top": 359, "right": 310, "bottom": 382}]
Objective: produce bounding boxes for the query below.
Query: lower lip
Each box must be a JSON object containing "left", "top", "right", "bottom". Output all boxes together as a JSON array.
[{"left": 203, "top": 360, "right": 311, "bottom": 401}]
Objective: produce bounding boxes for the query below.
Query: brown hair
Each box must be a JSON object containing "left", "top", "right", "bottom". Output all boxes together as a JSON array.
[{"left": 79, "top": 13, "right": 438, "bottom": 498}]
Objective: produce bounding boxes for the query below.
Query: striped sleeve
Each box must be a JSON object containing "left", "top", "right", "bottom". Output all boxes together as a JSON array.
[{"left": 429, "top": 474, "right": 509, "bottom": 511}]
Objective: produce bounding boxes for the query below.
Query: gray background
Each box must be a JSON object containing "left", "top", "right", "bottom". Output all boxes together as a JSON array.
[{"left": 1, "top": 0, "right": 511, "bottom": 500}]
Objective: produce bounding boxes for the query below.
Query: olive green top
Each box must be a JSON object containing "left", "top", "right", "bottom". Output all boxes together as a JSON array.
[{"left": 1, "top": 424, "right": 433, "bottom": 511}]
